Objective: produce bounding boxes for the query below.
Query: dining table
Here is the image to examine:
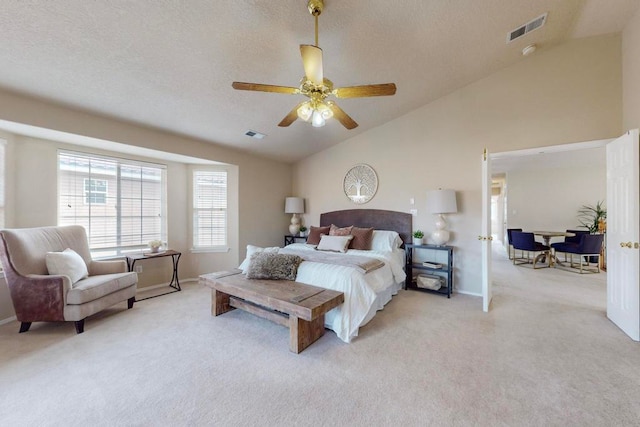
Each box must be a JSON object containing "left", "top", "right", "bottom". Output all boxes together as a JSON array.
[{"left": 533, "top": 230, "right": 575, "bottom": 266}]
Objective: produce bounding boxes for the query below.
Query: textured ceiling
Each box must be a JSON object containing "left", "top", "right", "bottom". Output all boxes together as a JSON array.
[{"left": 0, "top": 0, "right": 637, "bottom": 163}]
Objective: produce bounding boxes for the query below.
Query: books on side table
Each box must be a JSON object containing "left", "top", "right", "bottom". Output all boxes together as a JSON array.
[{"left": 422, "top": 261, "right": 443, "bottom": 269}]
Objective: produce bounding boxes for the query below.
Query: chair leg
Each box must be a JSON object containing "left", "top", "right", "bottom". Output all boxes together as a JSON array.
[
  {"left": 127, "top": 297, "right": 135, "bottom": 309},
  {"left": 74, "top": 319, "right": 85, "bottom": 334},
  {"left": 19, "top": 322, "right": 31, "bottom": 333}
]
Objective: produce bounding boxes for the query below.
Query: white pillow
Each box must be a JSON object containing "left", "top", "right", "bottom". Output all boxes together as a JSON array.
[
  {"left": 238, "top": 245, "right": 279, "bottom": 274},
  {"left": 370, "top": 230, "right": 403, "bottom": 252},
  {"left": 45, "top": 248, "right": 89, "bottom": 285},
  {"left": 316, "top": 235, "right": 354, "bottom": 253}
]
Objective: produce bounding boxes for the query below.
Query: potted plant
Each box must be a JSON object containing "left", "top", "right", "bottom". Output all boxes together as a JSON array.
[
  {"left": 299, "top": 226, "right": 308, "bottom": 237},
  {"left": 413, "top": 230, "right": 424, "bottom": 245},
  {"left": 577, "top": 201, "right": 606, "bottom": 263},
  {"left": 577, "top": 201, "right": 607, "bottom": 234}
]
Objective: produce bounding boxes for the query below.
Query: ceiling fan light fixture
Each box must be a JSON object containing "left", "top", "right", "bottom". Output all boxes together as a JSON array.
[
  {"left": 297, "top": 102, "right": 313, "bottom": 121},
  {"left": 317, "top": 102, "right": 332, "bottom": 119},
  {"left": 311, "top": 110, "right": 326, "bottom": 127}
]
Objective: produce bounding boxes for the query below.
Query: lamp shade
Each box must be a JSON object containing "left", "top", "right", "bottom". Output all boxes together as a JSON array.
[
  {"left": 426, "top": 189, "right": 458, "bottom": 214},
  {"left": 285, "top": 197, "right": 305, "bottom": 214}
]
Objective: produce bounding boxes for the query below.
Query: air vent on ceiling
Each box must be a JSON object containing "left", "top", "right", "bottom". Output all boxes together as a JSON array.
[
  {"left": 245, "top": 130, "right": 266, "bottom": 139},
  {"left": 507, "top": 13, "right": 547, "bottom": 43}
]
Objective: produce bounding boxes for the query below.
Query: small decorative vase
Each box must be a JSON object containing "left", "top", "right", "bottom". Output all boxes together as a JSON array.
[
  {"left": 413, "top": 237, "right": 423, "bottom": 246},
  {"left": 149, "top": 246, "right": 160, "bottom": 253}
]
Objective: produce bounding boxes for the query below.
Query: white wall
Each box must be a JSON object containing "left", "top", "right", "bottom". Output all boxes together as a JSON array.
[
  {"left": 293, "top": 35, "right": 622, "bottom": 296},
  {"left": 506, "top": 164, "right": 606, "bottom": 245}
]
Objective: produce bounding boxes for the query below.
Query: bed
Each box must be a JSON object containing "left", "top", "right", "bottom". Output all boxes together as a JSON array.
[{"left": 240, "top": 209, "right": 411, "bottom": 343}]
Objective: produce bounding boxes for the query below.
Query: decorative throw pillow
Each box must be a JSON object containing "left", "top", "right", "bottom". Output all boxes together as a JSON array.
[
  {"left": 316, "top": 235, "right": 354, "bottom": 253},
  {"left": 370, "top": 230, "right": 403, "bottom": 252},
  {"left": 45, "top": 248, "right": 89, "bottom": 285},
  {"left": 329, "top": 224, "right": 353, "bottom": 236},
  {"left": 238, "top": 245, "right": 279, "bottom": 274},
  {"left": 246, "top": 252, "right": 303, "bottom": 280},
  {"left": 306, "top": 226, "right": 330, "bottom": 245},
  {"left": 350, "top": 227, "right": 374, "bottom": 250}
]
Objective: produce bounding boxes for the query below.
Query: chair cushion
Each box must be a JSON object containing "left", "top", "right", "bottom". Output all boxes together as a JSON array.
[
  {"left": 551, "top": 242, "right": 579, "bottom": 253},
  {"left": 46, "top": 248, "right": 89, "bottom": 284},
  {"left": 67, "top": 272, "right": 137, "bottom": 305},
  {"left": 534, "top": 243, "right": 550, "bottom": 251}
]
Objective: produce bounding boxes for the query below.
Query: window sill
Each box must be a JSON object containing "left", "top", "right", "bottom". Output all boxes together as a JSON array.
[{"left": 190, "top": 247, "right": 230, "bottom": 254}]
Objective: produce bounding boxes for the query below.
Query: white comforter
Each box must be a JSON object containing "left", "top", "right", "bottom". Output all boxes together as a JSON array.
[{"left": 284, "top": 243, "right": 406, "bottom": 343}]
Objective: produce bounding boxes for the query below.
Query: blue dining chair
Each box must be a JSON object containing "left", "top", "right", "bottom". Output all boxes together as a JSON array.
[
  {"left": 511, "top": 231, "right": 550, "bottom": 269},
  {"left": 506, "top": 228, "right": 523, "bottom": 260},
  {"left": 551, "top": 229, "right": 590, "bottom": 263},
  {"left": 552, "top": 233, "right": 604, "bottom": 273}
]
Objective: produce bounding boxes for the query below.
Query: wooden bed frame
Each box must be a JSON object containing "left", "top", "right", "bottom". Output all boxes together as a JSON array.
[{"left": 320, "top": 209, "right": 412, "bottom": 246}]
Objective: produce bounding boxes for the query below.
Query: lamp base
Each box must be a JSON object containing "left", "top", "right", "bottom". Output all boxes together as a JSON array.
[
  {"left": 289, "top": 224, "right": 301, "bottom": 235},
  {"left": 289, "top": 213, "right": 301, "bottom": 235},
  {"left": 431, "top": 229, "right": 450, "bottom": 246},
  {"left": 431, "top": 213, "right": 450, "bottom": 245}
]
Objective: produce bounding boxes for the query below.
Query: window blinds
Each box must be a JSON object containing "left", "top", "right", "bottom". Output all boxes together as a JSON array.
[
  {"left": 58, "top": 150, "right": 167, "bottom": 257},
  {"left": 193, "top": 169, "right": 227, "bottom": 248}
]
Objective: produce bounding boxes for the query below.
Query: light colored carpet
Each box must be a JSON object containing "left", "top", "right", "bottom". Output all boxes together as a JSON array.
[{"left": 1, "top": 247, "right": 639, "bottom": 426}]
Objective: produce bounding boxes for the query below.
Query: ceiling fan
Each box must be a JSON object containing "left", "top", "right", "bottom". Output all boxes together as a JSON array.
[{"left": 231, "top": 0, "right": 396, "bottom": 130}]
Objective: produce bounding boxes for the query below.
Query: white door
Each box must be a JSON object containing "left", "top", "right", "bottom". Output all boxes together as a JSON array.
[
  {"left": 482, "top": 149, "right": 492, "bottom": 312},
  {"left": 606, "top": 129, "right": 640, "bottom": 341}
]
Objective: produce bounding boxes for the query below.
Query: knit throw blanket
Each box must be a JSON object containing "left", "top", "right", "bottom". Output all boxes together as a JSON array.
[{"left": 278, "top": 247, "right": 384, "bottom": 274}]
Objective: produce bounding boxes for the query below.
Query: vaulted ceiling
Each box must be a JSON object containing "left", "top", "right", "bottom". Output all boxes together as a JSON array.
[{"left": 0, "top": 0, "right": 637, "bottom": 163}]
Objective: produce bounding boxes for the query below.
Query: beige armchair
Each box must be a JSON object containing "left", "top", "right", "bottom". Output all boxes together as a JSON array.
[{"left": 0, "top": 225, "right": 138, "bottom": 334}]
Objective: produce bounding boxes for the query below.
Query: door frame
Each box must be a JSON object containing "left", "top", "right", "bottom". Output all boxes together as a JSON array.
[{"left": 481, "top": 137, "right": 612, "bottom": 311}]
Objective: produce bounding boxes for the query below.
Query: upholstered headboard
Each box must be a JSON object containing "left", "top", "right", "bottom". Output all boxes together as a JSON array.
[{"left": 320, "top": 209, "right": 412, "bottom": 246}]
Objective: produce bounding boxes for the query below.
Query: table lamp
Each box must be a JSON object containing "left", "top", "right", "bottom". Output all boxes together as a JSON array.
[
  {"left": 285, "top": 197, "right": 305, "bottom": 235},
  {"left": 426, "top": 189, "right": 458, "bottom": 245}
]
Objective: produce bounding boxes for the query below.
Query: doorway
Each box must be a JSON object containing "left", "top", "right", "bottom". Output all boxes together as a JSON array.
[{"left": 487, "top": 138, "right": 610, "bottom": 307}]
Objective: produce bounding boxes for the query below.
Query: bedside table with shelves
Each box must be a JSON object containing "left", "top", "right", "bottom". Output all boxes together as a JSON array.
[
  {"left": 284, "top": 235, "right": 308, "bottom": 246},
  {"left": 405, "top": 243, "right": 454, "bottom": 298}
]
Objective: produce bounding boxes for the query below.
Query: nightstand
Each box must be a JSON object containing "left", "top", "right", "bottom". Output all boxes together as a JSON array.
[
  {"left": 405, "top": 243, "right": 454, "bottom": 298},
  {"left": 284, "top": 235, "right": 308, "bottom": 246}
]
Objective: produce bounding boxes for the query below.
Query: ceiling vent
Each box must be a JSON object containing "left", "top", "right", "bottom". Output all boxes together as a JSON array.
[
  {"left": 245, "top": 130, "right": 266, "bottom": 139},
  {"left": 507, "top": 13, "right": 547, "bottom": 43}
]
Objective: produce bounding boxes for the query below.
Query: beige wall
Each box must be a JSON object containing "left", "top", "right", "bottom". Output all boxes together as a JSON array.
[
  {"left": 623, "top": 6, "right": 640, "bottom": 130},
  {"left": 0, "top": 91, "right": 292, "bottom": 322},
  {"left": 293, "top": 35, "right": 622, "bottom": 295},
  {"left": 506, "top": 164, "right": 607, "bottom": 244}
]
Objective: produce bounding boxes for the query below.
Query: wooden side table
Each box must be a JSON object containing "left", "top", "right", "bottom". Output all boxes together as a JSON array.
[{"left": 126, "top": 249, "right": 182, "bottom": 301}]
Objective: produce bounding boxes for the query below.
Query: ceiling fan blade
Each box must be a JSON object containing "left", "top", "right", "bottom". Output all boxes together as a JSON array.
[
  {"left": 232, "top": 82, "right": 299, "bottom": 94},
  {"left": 278, "top": 102, "right": 306, "bottom": 127},
  {"left": 334, "top": 83, "right": 397, "bottom": 98},
  {"left": 327, "top": 102, "right": 358, "bottom": 130},
  {"left": 300, "top": 45, "right": 323, "bottom": 86}
]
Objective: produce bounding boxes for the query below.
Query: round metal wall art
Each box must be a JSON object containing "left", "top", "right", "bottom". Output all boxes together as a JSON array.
[{"left": 343, "top": 164, "right": 378, "bottom": 204}]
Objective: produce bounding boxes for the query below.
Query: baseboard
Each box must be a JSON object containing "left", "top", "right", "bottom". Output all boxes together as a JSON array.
[
  {"left": 0, "top": 315, "right": 17, "bottom": 325},
  {"left": 456, "top": 289, "right": 482, "bottom": 297}
]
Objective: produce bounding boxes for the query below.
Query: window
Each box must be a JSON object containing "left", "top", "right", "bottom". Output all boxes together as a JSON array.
[
  {"left": 192, "top": 169, "right": 227, "bottom": 250},
  {"left": 84, "top": 178, "right": 107, "bottom": 204},
  {"left": 58, "top": 150, "right": 167, "bottom": 257}
]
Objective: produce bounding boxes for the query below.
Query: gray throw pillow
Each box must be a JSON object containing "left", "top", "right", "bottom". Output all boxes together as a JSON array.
[{"left": 246, "top": 252, "right": 303, "bottom": 280}]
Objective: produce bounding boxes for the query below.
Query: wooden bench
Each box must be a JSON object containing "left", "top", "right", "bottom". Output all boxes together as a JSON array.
[{"left": 199, "top": 270, "right": 344, "bottom": 353}]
